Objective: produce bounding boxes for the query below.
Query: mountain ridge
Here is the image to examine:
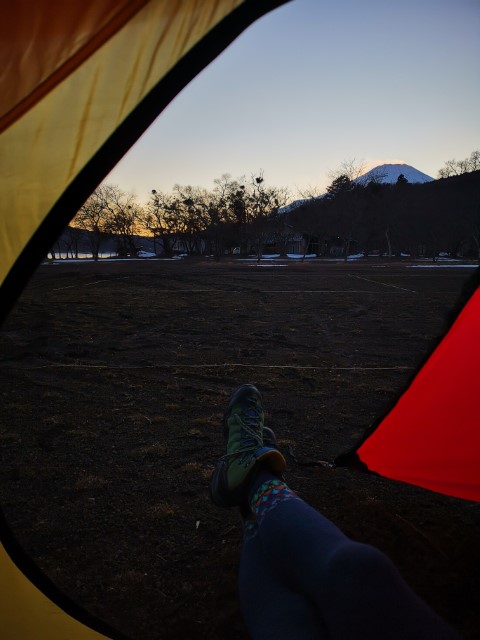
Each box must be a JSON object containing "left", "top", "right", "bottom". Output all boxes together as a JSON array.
[
  {"left": 280, "top": 163, "right": 434, "bottom": 213},
  {"left": 356, "top": 163, "right": 434, "bottom": 185}
]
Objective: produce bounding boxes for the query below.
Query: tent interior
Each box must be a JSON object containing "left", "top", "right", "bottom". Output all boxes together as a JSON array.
[{"left": 1, "top": 1, "right": 479, "bottom": 639}]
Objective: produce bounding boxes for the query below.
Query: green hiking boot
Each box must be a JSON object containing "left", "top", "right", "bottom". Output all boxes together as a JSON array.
[{"left": 210, "top": 384, "right": 286, "bottom": 508}]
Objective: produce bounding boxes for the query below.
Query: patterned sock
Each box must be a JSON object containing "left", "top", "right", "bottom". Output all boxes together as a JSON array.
[
  {"left": 244, "top": 477, "right": 298, "bottom": 540},
  {"left": 251, "top": 479, "right": 297, "bottom": 517}
]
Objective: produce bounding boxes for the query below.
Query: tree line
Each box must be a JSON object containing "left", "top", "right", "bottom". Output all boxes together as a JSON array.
[
  {"left": 60, "top": 150, "right": 479, "bottom": 262},
  {"left": 437, "top": 150, "right": 480, "bottom": 179},
  {"left": 68, "top": 173, "right": 288, "bottom": 261},
  {"left": 288, "top": 168, "right": 480, "bottom": 261}
]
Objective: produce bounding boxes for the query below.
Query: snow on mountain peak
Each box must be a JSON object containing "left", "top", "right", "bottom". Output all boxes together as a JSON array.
[{"left": 357, "top": 163, "right": 434, "bottom": 185}]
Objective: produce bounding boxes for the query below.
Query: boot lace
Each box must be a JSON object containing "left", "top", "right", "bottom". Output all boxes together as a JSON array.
[{"left": 222, "top": 405, "right": 264, "bottom": 467}]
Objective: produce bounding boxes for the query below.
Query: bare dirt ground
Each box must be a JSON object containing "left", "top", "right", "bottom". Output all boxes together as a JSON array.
[{"left": 1, "top": 258, "right": 479, "bottom": 639}]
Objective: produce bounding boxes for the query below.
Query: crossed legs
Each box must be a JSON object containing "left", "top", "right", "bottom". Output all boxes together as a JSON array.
[{"left": 238, "top": 472, "right": 460, "bottom": 640}]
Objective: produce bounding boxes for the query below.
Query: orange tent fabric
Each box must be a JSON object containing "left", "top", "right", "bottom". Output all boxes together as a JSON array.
[
  {"left": 0, "top": 0, "right": 148, "bottom": 133},
  {"left": 358, "top": 286, "right": 480, "bottom": 502}
]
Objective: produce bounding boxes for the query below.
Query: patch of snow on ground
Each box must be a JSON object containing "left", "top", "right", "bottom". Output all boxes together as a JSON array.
[
  {"left": 137, "top": 251, "right": 156, "bottom": 258},
  {"left": 238, "top": 256, "right": 281, "bottom": 262},
  {"left": 347, "top": 253, "right": 364, "bottom": 261},
  {"left": 409, "top": 264, "right": 477, "bottom": 269},
  {"left": 286, "top": 254, "right": 317, "bottom": 259},
  {"left": 46, "top": 257, "right": 184, "bottom": 264},
  {"left": 47, "top": 259, "right": 93, "bottom": 264}
]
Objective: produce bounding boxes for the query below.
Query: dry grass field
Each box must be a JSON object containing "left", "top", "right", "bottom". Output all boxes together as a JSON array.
[{"left": 1, "top": 257, "right": 479, "bottom": 639}]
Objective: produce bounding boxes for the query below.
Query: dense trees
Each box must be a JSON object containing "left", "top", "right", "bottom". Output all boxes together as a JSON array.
[
  {"left": 146, "top": 173, "right": 288, "bottom": 260},
  {"left": 140, "top": 190, "right": 178, "bottom": 257},
  {"left": 62, "top": 152, "right": 479, "bottom": 263},
  {"left": 72, "top": 184, "right": 142, "bottom": 259},
  {"left": 289, "top": 170, "right": 480, "bottom": 261},
  {"left": 280, "top": 152, "right": 479, "bottom": 262},
  {"left": 68, "top": 173, "right": 287, "bottom": 260}
]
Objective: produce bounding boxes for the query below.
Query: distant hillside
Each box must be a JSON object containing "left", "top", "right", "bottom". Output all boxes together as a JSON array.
[
  {"left": 280, "top": 163, "right": 434, "bottom": 214},
  {"left": 278, "top": 197, "right": 317, "bottom": 215}
]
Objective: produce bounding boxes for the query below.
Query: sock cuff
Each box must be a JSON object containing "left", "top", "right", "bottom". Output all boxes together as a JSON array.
[{"left": 251, "top": 478, "right": 297, "bottom": 517}]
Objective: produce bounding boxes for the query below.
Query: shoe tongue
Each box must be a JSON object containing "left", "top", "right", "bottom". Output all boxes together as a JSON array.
[{"left": 243, "top": 406, "right": 259, "bottom": 423}]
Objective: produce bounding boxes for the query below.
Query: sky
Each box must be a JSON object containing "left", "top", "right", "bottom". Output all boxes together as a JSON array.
[{"left": 107, "top": 0, "right": 480, "bottom": 203}]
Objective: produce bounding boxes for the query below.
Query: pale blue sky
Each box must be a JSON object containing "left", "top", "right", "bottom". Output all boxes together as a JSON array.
[{"left": 107, "top": 0, "right": 480, "bottom": 202}]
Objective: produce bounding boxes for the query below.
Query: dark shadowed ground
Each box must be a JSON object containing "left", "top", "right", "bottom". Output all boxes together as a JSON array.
[{"left": 1, "top": 258, "right": 479, "bottom": 639}]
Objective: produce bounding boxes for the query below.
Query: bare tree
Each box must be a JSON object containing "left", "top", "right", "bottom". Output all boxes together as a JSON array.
[
  {"left": 73, "top": 184, "right": 142, "bottom": 259},
  {"left": 73, "top": 184, "right": 112, "bottom": 260},
  {"left": 327, "top": 158, "right": 367, "bottom": 184},
  {"left": 201, "top": 189, "right": 235, "bottom": 261},
  {"left": 212, "top": 174, "right": 250, "bottom": 254},
  {"left": 209, "top": 172, "right": 287, "bottom": 258},
  {"left": 438, "top": 150, "right": 480, "bottom": 178},
  {"left": 102, "top": 185, "right": 142, "bottom": 257},
  {"left": 469, "top": 150, "right": 480, "bottom": 172},
  {"left": 172, "top": 184, "right": 210, "bottom": 255},
  {"left": 244, "top": 172, "right": 289, "bottom": 262},
  {"left": 140, "top": 190, "right": 179, "bottom": 257},
  {"left": 295, "top": 184, "right": 324, "bottom": 200},
  {"left": 439, "top": 159, "right": 463, "bottom": 178},
  {"left": 358, "top": 167, "right": 388, "bottom": 187}
]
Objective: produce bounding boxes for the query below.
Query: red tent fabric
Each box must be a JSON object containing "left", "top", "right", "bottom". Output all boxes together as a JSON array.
[{"left": 357, "top": 286, "right": 480, "bottom": 502}]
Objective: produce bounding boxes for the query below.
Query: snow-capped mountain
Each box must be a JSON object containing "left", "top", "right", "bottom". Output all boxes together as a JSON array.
[
  {"left": 279, "top": 163, "right": 434, "bottom": 213},
  {"left": 356, "top": 163, "right": 434, "bottom": 185}
]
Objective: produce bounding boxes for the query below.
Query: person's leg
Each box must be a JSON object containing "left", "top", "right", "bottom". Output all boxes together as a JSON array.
[
  {"left": 239, "top": 521, "right": 327, "bottom": 640},
  {"left": 211, "top": 384, "right": 326, "bottom": 637},
  {"left": 211, "top": 385, "right": 460, "bottom": 640},
  {"left": 247, "top": 470, "right": 460, "bottom": 640}
]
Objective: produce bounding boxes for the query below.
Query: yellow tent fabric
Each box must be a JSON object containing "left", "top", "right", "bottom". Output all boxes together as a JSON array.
[
  {"left": 0, "top": 544, "right": 109, "bottom": 640},
  {"left": 1, "top": 0, "right": 247, "bottom": 291},
  {"left": 0, "top": 0, "right": 288, "bottom": 636}
]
